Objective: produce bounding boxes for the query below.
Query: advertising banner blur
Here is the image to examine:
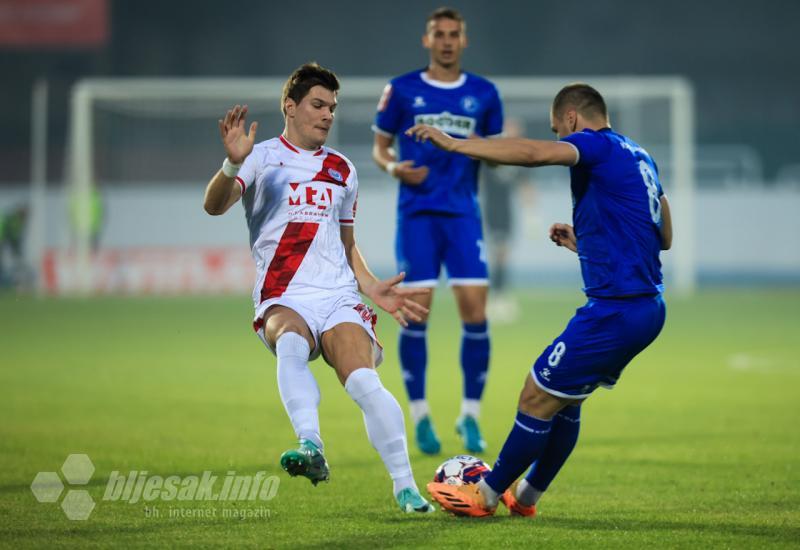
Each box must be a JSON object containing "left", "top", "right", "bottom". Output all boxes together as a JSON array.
[
  {"left": 0, "top": 0, "right": 108, "bottom": 47},
  {"left": 42, "top": 248, "right": 255, "bottom": 295}
]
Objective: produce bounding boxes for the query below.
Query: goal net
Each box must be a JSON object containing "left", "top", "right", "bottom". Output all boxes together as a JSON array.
[{"left": 48, "top": 76, "right": 694, "bottom": 295}]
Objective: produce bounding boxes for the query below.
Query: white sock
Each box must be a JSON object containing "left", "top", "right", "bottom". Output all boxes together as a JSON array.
[
  {"left": 408, "top": 399, "right": 430, "bottom": 424},
  {"left": 275, "top": 333, "right": 322, "bottom": 450},
  {"left": 460, "top": 399, "right": 481, "bottom": 419},
  {"left": 478, "top": 478, "right": 500, "bottom": 508},
  {"left": 345, "top": 368, "right": 416, "bottom": 495},
  {"left": 516, "top": 478, "right": 544, "bottom": 506}
]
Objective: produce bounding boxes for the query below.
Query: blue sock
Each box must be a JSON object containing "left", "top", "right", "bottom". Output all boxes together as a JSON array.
[
  {"left": 398, "top": 322, "right": 427, "bottom": 401},
  {"left": 461, "top": 322, "right": 490, "bottom": 401},
  {"left": 484, "top": 411, "right": 552, "bottom": 494},
  {"left": 525, "top": 405, "right": 581, "bottom": 491}
]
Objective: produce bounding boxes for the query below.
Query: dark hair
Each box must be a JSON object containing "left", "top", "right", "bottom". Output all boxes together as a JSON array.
[
  {"left": 426, "top": 6, "right": 465, "bottom": 31},
  {"left": 281, "top": 62, "right": 340, "bottom": 115},
  {"left": 552, "top": 83, "right": 608, "bottom": 120}
]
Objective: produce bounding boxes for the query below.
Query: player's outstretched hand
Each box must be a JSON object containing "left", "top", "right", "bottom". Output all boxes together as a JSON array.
[
  {"left": 393, "top": 160, "right": 429, "bottom": 185},
  {"left": 219, "top": 104, "right": 258, "bottom": 164},
  {"left": 367, "top": 272, "right": 430, "bottom": 327},
  {"left": 405, "top": 124, "right": 457, "bottom": 152},
  {"left": 549, "top": 223, "right": 577, "bottom": 253}
]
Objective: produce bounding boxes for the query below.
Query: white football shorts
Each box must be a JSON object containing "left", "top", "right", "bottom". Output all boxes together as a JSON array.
[{"left": 253, "top": 290, "right": 383, "bottom": 367}]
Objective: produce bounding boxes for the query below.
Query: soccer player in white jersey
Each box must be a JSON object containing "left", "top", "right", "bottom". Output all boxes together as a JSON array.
[{"left": 203, "top": 63, "right": 434, "bottom": 513}]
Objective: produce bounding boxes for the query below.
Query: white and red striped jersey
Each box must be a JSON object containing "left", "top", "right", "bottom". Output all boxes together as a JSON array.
[{"left": 235, "top": 135, "right": 359, "bottom": 309}]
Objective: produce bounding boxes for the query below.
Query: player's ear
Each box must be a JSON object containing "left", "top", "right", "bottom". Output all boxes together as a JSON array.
[
  {"left": 284, "top": 98, "right": 296, "bottom": 118},
  {"left": 422, "top": 33, "right": 431, "bottom": 49},
  {"left": 568, "top": 109, "right": 578, "bottom": 133}
]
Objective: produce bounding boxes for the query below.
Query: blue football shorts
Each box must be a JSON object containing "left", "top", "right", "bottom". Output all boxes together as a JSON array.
[
  {"left": 531, "top": 294, "right": 666, "bottom": 399},
  {"left": 395, "top": 213, "right": 488, "bottom": 287}
]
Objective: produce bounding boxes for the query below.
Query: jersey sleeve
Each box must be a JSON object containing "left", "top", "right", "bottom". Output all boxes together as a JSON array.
[
  {"left": 235, "top": 146, "right": 264, "bottom": 194},
  {"left": 373, "top": 82, "right": 403, "bottom": 137},
  {"left": 653, "top": 160, "right": 665, "bottom": 196},
  {"left": 483, "top": 85, "right": 504, "bottom": 137},
  {"left": 560, "top": 131, "right": 608, "bottom": 166},
  {"left": 340, "top": 164, "right": 358, "bottom": 226}
]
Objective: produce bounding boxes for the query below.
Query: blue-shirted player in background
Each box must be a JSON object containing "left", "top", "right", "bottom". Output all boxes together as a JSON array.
[
  {"left": 410, "top": 83, "right": 673, "bottom": 517},
  {"left": 372, "top": 7, "right": 504, "bottom": 455}
]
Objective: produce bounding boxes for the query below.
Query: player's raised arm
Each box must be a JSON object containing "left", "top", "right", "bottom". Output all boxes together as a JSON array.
[
  {"left": 406, "top": 124, "right": 578, "bottom": 167},
  {"left": 204, "top": 104, "right": 258, "bottom": 216},
  {"left": 340, "top": 226, "right": 430, "bottom": 327}
]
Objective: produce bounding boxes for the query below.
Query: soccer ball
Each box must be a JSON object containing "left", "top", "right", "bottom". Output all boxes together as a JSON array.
[{"left": 433, "top": 455, "right": 491, "bottom": 486}]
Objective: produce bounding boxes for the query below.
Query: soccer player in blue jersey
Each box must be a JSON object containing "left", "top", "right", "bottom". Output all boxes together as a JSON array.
[
  {"left": 372, "top": 7, "right": 504, "bottom": 455},
  {"left": 410, "top": 83, "right": 673, "bottom": 517}
]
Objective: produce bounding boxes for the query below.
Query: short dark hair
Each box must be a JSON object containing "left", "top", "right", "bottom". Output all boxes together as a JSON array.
[
  {"left": 281, "top": 62, "right": 340, "bottom": 115},
  {"left": 552, "top": 83, "right": 608, "bottom": 120},
  {"left": 426, "top": 6, "right": 465, "bottom": 31}
]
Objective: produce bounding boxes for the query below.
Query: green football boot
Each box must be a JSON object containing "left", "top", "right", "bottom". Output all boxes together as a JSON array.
[
  {"left": 395, "top": 487, "right": 435, "bottom": 514},
  {"left": 415, "top": 416, "right": 441, "bottom": 455},
  {"left": 456, "top": 415, "right": 487, "bottom": 454},
  {"left": 279, "top": 439, "right": 330, "bottom": 486}
]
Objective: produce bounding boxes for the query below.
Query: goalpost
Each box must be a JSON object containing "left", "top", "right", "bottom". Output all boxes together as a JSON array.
[{"left": 58, "top": 76, "right": 694, "bottom": 295}]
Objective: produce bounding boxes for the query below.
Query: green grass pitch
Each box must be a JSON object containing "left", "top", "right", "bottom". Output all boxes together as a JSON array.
[{"left": 1, "top": 289, "right": 798, "bottom": 547}]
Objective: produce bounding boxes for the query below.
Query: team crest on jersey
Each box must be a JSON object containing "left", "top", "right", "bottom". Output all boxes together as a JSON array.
[
  {"left": 312, "top": 152, "right": 350, "bottom": 187},
  {"left": 413, "top": 112, "right": 476, "bottom": 138},
  {"left": 327, "top": 168, "right": 343, "bottom": 182},
  {"left": 412, "top": 96, "right": 426, "bottom": 108},
  {"left": 460, "top": 95, "right": 479, "bottom": 113}
]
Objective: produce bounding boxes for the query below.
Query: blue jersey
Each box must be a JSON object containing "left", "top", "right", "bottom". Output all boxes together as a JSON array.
[
  {"left": 374, "top": 69, "right": 504, "bottom": 216},
  {"left": 561, "top": 128, "right": 665, "bottom": 298}
]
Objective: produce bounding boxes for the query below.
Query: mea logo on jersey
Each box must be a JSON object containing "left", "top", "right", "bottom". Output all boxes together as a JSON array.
[{"left": 288, "top": 182, "right": 334, "bottom": 211}]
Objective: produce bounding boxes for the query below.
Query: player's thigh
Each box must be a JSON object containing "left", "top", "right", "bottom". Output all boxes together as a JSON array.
[
  {"left": 396, "top": 214, "right": 442, "bottom": 286},
  {"left": 621, "top": 294, "right": 667, "bottom": 351},
  {"left": 320, "top": 323, "right": 375, "bottom": 385},
  {"left": 451, "top": 284, "right": 488, "bottom": 323},
  {"left": 529, "top": 302, "right": 622, "bottom": 399},
  {"left": 442, "top": 214, "right": 489, "bottom": 288},
  {"left": 530, "top": 297, "right": 663, "bottom": 401},
  {"left": 262, "top": 305, "right": 315, "bottom": 350}
]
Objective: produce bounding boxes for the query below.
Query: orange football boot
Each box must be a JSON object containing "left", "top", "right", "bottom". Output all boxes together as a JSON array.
[
  {"left": 426, "top": 482, "right": 496, "bottom": 517},
  {"left": 500, "top": 480, "right": 537, "bottom": 517}
]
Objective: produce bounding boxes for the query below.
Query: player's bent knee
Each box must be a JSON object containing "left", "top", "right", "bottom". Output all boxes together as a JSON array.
[
  {"left": 518, "top": 375, "right": 570, "bottom": 420},
  {"left": 263, "top": 308, "right": 313, "bottom": 350},
  {"left": 321, "top": 323, "right": 374, "bottom": 384}
]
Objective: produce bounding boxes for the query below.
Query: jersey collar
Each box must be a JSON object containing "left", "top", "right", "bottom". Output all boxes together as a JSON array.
[
  {"left": 279, "top": 134, "right": 325, "bottom": 156},
  {"left": 420, "top": 70, "right": 467, "bottom": 89}
]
